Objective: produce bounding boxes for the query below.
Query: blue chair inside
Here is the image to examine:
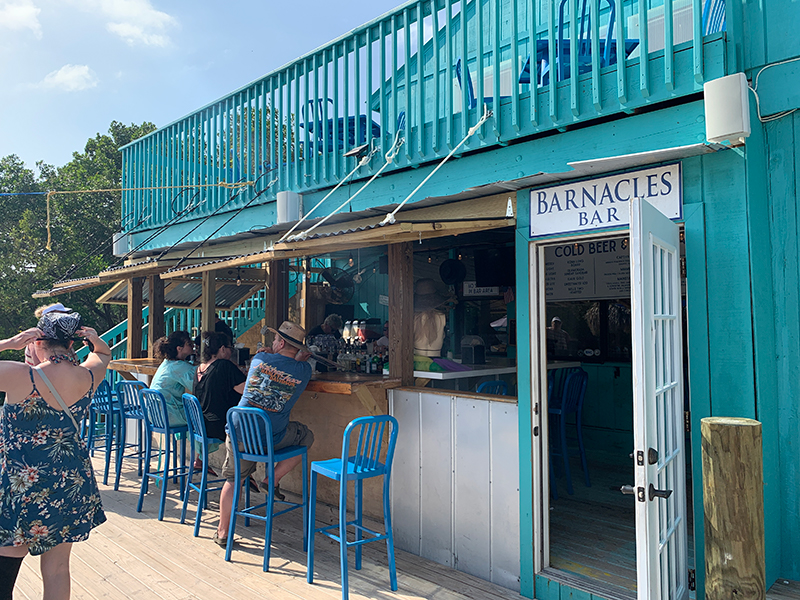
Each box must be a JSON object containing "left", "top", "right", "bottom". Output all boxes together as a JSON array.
[
  {"left": 307, "top": 415, "right": 399, "bottom": 600},
  {"left": 300, "top": 98, "right": 381, "bottom": 154},
  {"left": 85, "top": 379, "right": 121, "bottom": 487},
  {"left": 180, "top": 393, "right": 226, "bottom": 536},
  {"left": 136, "top": 388, "right": 190, "bottom": 521},
  {"left": 115, "top": 380, "right": 148, "bottom": 489},
  {"left": 224, "top": 406, "right": 308, "bottom": 572},
  {"left": 476, "top": 379, "right": 509, "bottom": 395},
  {"left": 549, "top": 368, "right": 590, "bottom": 496}
]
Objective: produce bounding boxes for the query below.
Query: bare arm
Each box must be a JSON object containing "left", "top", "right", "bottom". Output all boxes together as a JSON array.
[
  {"left": 0, "top": 329, "right": 41, "bottom": 394},
  {"left": 78, "top": 327, "right": 112, "bottom": 381}
]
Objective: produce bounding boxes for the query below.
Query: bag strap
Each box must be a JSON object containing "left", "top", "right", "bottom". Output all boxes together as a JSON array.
[{"left": 33, "top": 367, "right": 81, "bottom": 432}]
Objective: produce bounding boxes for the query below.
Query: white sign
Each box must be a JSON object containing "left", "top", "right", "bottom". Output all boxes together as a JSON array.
[
  {"left": 545, "top": 237, "right": 630, "bottom": 301},
  {"left": 530, "top": 163, "right": 682, "bottom": 238},
  {"left": 463, "top": 281, "right": 501, "bottom": 297},
  {"left": 379, "top": 294, "right": 389, "bottom": 306}
]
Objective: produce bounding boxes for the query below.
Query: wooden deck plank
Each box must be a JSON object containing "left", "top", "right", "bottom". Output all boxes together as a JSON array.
[
  {"left": 8, "top": 455, "right": 524, "bottom": 600},
  {"left": 768, "top": 580, "right": 800, "bottom": 600}
]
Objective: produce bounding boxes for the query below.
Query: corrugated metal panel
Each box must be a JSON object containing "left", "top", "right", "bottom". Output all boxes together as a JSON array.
[
  {"left": 100, "top": 280, "right": 258, "bottom": 310},
  {"left": 389, "top": 389, "right": 520, "bottom": 592}
]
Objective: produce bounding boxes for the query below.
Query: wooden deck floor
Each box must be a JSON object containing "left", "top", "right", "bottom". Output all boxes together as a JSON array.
[{"left": 15, "top": 456, "right": 521, "bottom": 600}]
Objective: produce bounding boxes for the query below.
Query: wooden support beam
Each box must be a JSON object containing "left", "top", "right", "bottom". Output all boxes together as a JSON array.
[
  {"left": 200, "top": 270, "right": 216, "bottom": 356},
  {"left": 300, "top": 258, "right": 309, "bottom": 331},
  {"left": 701, "top": 417, "right": 765, "bottom": 600},
  {"left": 126, "top": 277, "right": 144, "bottom": 359},
  {"left": 147, "top": 274, "right": 166, "bottom": 357},
  {"left": 263, "top": 262, "right": 280, "bottom": 345},
  {"left": 388, "top": 242, "right": 414, "bottom": 386}
]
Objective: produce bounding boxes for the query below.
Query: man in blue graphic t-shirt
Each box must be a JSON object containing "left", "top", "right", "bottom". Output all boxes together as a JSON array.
[{"left": 214, "top": 321, "right": 313, "bottom": 547}]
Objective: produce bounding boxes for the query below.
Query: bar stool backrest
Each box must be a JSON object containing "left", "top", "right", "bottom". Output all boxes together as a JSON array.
[
  {"left": 343, "top": 415, "right": 399, "bottom": 477},
  {"left": 116, "top": 380, "right": 145, "bottom": 414},
  {"left": 92, "top": 379, "right": 115, "bottom": 412},
  {"left": 227, "top": 407, "right": 276, "bottom": 460},
  {"left": 560, "top": 369, "right": 588, "bottom": 414},
  {"left": 139, "top": 388, "right": 171, "bottom": 432},
  {"left": 182, "top": 393, "right": 207, "bottom": 445}
]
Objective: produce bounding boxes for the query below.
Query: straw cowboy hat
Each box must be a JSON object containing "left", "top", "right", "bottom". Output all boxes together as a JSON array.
[
  {"left": 414, "top": 278, "right": 457, "bottom": 312},
  {"left": 265, "top": 320, "right": 308, "bottom": 351}
]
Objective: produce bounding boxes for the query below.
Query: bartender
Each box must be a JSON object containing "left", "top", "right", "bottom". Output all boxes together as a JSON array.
[
  {"left": 307, "top": 314, "right": 343, "bottom": 372},
  {"left": 413, "top": 278, "right": 456, "bottom": 357}
]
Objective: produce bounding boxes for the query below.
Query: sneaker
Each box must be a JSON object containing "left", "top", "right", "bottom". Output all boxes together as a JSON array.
[{"left": 258, "top": 480, "right": 286, "bottom": 501}]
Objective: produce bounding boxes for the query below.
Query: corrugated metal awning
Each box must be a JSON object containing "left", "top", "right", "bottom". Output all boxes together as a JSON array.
[{"left": 96, "top": 276, "right": 263, "bottom": 310}]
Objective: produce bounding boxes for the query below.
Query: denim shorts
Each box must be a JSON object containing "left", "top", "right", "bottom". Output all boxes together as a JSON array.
[{"left": 221, "top": 421, "right": 314, "bottom": 481}]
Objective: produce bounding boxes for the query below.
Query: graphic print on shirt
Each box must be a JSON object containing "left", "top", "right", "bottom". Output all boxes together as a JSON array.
[{"left": 245, "top": 362, "right": 303, "bottom": 413}]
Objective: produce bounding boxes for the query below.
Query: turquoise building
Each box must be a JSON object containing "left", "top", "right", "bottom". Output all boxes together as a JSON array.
[{"left": 48, "top": 0, "right": 800, "bottom": 598}]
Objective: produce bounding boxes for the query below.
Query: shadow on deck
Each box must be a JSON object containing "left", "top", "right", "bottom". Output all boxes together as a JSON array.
[{"left": 15, "top": 455, "right": 521, "bottom": 600}]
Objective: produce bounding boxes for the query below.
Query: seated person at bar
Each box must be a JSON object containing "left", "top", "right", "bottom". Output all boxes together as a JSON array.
[
  {"left": 150, "top": 331, "right": 196, "bottom": 427},
  {"left": 214, "top": 321, "right": 314, "bottom": 547},
  {"left": 193, "top": 332, "right": 246, "bottom": 473},
  {"left": 413, "top": 278, "right": 456, "bottom": 357}
]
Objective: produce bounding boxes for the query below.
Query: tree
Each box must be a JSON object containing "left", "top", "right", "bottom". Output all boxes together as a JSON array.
[{"left": 0, "top": 121, "right": 157, "bottom": 346}]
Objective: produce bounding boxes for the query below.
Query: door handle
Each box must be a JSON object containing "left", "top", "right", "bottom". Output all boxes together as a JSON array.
[
  {"left": 620, "top": 485, "right": 646, "bottom": 502},
  {"left": 649, "top": 484, "right": 673, "bottom": 501}
]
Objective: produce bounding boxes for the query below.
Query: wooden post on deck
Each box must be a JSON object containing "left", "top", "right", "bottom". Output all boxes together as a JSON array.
[
  {"left": 127, "top": 277, "right": 144, "bottom": 358},
  {"left": 200, "top": 270, "right": 216, "bottom": 355},
  {"left": 388, "top": 242, "right": 414, "bottom": 386},
  {"left": 300, "top": 258, "right": 309, "bottom": 331},
  {"left": 701, "top": 417, "right": 765, "bottom": 600},
  {"left": 147, "top": 274, "right": 165, "bottom": 357}
]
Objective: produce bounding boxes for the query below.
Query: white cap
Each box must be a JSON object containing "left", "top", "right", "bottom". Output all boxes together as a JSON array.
[{"left": 42, "top": 303, "right": 72, "bottom": 315}]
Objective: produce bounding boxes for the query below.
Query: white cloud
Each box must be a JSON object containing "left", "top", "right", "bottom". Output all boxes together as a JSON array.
[
  {"left": 37, "top": 64, "right": 98, "bottom": 92},
  {"left": 100, "top": 0, "right": 177, "bottom": 47},
  {"left": 0, "top": 0, "right": 43, "bottom": 39}
]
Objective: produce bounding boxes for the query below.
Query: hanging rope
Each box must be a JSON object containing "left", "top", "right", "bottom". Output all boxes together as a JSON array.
[
  {"left": 381, "top": 104, "right": 492, "bottom": 226},
  {"left": 273, "top": 145, "right": 379, "bottom": 247},
  {"left": 289, "top": 130, "right": 405, "bottom": 242},
  {"left": 40, "top": 180, "right": 255, "bottom": 252},
  {"left": 170, "top": 176, "right": 279, "bottom": 272}
]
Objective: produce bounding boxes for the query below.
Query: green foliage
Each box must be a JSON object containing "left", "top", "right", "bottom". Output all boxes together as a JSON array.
[{"left": 0, "top": 121, "right": 157, "bottom": 340}]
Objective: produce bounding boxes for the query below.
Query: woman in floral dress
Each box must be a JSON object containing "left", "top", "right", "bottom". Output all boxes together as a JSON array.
[{"left": 0, "top": 311, "right": 111, "bottom": 600}]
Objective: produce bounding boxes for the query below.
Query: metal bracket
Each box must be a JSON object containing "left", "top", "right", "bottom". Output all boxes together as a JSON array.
[
  {"left": 688, "top": 569, "right": 696, "bottom": 591},
  {"left": 636, "top": 450, "right": 645, "bottom": 466},
  {"left": 637, "top": 487, "right": 646, "bottom": 502}
]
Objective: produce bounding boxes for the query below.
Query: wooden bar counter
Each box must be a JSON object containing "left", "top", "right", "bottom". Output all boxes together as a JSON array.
[
  {"left": 108, "top": 358, "right": 162, "bottom": 381},
  {"left": 281, "top": 372, "right": 402, "bottom": 519}
]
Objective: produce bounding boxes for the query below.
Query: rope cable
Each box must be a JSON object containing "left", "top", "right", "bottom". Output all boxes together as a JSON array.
[
  {"left": 170, "top": 177, "right": 279, "bottom": 272},
  {"left": 273, "top": 146, "right": 379, "bottom": 246},
  {"left": 381, "top": 104, "right": 492, "bottom": 226},
  {"left": 289, "top": 130, "right": 405, "bottom": 242}
]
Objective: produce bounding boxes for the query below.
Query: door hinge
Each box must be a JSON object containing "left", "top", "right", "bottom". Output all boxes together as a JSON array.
[
  {"left": 680, "top": 257, "right": 687, "bottom": 278},
  {"left": 688, "top": 569, "right": 696, "bottom": 591},
  {"left": 684, "top": 410, "right": 691, "bottom": 433}
]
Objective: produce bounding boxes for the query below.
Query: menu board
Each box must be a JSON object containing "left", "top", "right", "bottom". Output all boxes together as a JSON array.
[{"left": 545, "top": 237, "right": 630, "bottom": 301}]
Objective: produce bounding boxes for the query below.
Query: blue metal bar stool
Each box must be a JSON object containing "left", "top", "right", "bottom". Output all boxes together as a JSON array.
[
  {"left": 476, "top": 380, "right": 508, "bottom": 395},
  {"left": 180, "top": 393, "right": 226, "bottom": 536},
  {"left": 307, "top": 415, "right": 399, "bottom": 600},
  {"left": 114, "top": 380, "right": 147, "bottom": 490},
  {"left": 136, "top": 388, "right": 189, "bottom": 521},
  {"left": 84, "top": 379, "right": 121, "bottom": 486},
  {"left": 225, "top": 407, "right": 308, "bottom": 572},
  {"left": 549, "top": 368, "right": 590, "bottom": 495}
]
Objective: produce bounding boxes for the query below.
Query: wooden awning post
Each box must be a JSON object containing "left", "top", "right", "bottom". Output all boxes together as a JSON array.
[
  {"left": 300, "top": 258, "right": 309, "bottom": 331},
  {"left": 701, "top": 417, "right": 765, "bottom": 599},
  {"left": 147, "top": 274, "right": 165, "bottom": 357},
  {"left": 200, "top": 270, "right": 216, "bottom": 356},
  {"left": 388, "top": 242, "right": 414, "bottom": 386},
  {"left": 126, "top": 277, "right": 144, "bottom": 359}
]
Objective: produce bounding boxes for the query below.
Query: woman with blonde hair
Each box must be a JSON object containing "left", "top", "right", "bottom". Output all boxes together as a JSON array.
[{"left": 0, "top": 311, "right": 111, "bottom": 600}]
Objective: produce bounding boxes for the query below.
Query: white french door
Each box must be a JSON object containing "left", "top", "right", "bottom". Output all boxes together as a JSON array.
[{"left": 630, "top": 197, "right": 689, "bottom": 600}]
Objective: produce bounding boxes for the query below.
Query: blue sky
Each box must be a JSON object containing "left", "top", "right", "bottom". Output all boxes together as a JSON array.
[{"left": 0, "top": 0, "right": 403, "bottom": 170}]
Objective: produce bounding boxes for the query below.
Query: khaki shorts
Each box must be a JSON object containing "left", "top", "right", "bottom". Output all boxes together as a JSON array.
[{"left": 221, "top": 421, "right": 314, "bottom": 482}]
